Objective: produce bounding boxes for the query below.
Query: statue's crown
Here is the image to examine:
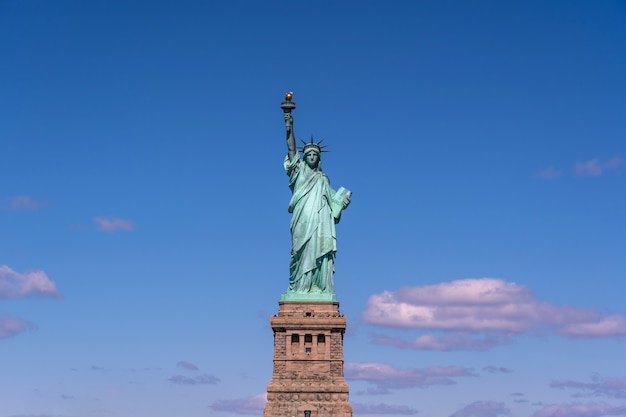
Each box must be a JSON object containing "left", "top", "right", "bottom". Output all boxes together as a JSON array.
[{"left": 299, "top": 137, "right": 329, "bottom": 155}]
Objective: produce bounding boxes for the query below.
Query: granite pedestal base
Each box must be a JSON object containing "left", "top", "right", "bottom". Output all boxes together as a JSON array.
[{"left": 264, "top": 301, "right": 352, "bottom": 417}]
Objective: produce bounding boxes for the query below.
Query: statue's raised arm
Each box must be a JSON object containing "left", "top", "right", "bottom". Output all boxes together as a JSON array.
[
  {"left": 281, "top": 92, "right": 297, "bottom": 160},
  {"left": 279, "top": 92, "right": 352, "bottom": 302}
]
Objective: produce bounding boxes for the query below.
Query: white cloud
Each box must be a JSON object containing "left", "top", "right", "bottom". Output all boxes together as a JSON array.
[
  {"left": 559, "top": 315, "right": 626, "bottom": 338},
  {"left": 0, "top": 195, "right": 41, "bottom": 211},
  {"left": 210, "top": 393, "right": 266, "bottom": 415},
  {"left": 535, "top": 167, "right": 563, "bottom": 179},
  {"left": 534, "top": 402, "right": 626, "bottom": 417},
  {"left": 536, "top": 156, "right": 622, "bottom": 179},
  {"left": 362, "top": 278, "right": 626, "bottom": 350},
  {"left": 345, "top": 362, "right": 474, "bottom": 390},
  {"left": 352, "top": 402, "right": 418, "bottom": 414},
  {"left": 7, "top": 415, "right": 73, "bottom": 417},
  {"left": 573, "top": 156, "right": 623, "bottom": 177},
  {"left": 176, "top": 360, "right": 199, "bottom": 370},
  {"left": 0, "top": 312, "right": 34, "bottom": 339},
  {"left": 168, "top": 374, "right": 219, "bottom": 385},
  {"left": 372, "top": 332, "right": 510, "bottom": 351},
  {"left": 93, "top": 217, "right": 134, "bottom": 232},
  {"left": 551, "top": 376, "right": 626, "bottom": 399},
  {"left": 449, "top": 401, "right": 511, "bottom": 417},
  {"left": 0, "top": 265, "right": 59, "bottom": 299},
  {"left": 482, "top": 366, "right": 513, "bottom": 374}
]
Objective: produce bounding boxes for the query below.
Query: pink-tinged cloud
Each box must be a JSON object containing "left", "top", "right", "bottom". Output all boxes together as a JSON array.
[
  {"left": 354, "top": 387, "right": 392, "bottom": 395},
  {"left": 373, "top": 332, "right": 510, "bottom": 351},
  {"left": 0, "top": 312, "right": 35, "bottom": 339},
  {"left": 7, "top": 415, "right": 73, "bottom": 417},
  {"left": 176, "top": 360, "right": 199, "bottom": 370},
  {"left": 574, "top": 159, "right": 603, "bottom": 176},
  {"left": 362, "top": 279, "right": 626, "bottom": 350},
  {"left": 167, "top": 374, "right": 219, "bottom": 385},
  {"left": 482, "top": 366, "right": 513, "bottom": 374},
  {"left": 210, "top": 393, "right": 266, "bottom": 415},
  {"left": 449, "top": 401, "right": 511, "bottom": 417},
  {"left": 345, "top": 362, "right": 475, "bottom": 390},
  {"left": 551, "top": 376, "right": 626, "bottom": 399},
  {"left": 0, "top": 195, "right": 41, "bottom": 211},
  {"left": 93, "top": 217, "right": 134, "bottom": 232},
  {"left": 559, "top": 315, "right": 626, "bottom": 338},
  {"left": 534, "top": 402, "right": 626, "bottom": 417},
  {"left": 605, "top": 156, "right": 623, "bottom": 169},
  {"left": 573, "top": 156, "right": 623, "bottom": 177},
  {"left": 536, "top": 167, "right": 563, "bottom": 179},
  {"left": 352, "top": 402, "right": 418, "bottom": 415},
  {"left": 0, "top": 265, "right": 59, "bottom": 299}
]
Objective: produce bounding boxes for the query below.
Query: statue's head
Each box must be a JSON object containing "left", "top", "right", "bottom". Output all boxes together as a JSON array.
[
  {"left": 300, "top": 138, "right": 327, "bottom": 169},
  {"left": 304, "top": 148, "right": 320, "bottom": 169}
]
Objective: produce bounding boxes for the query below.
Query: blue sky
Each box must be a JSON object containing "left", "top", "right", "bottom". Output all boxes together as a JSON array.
[{"left": 1, "top": 1, "right": 625, "bottom": 417}]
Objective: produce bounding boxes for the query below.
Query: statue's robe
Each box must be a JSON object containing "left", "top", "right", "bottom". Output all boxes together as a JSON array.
[{"left": 284, "top": 153, "right": 341, "bottom": 294}]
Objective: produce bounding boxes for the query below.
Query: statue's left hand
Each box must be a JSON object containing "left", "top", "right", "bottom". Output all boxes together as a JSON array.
[{"left": 342, "top": 195, "right": 351, "bottom": 209}]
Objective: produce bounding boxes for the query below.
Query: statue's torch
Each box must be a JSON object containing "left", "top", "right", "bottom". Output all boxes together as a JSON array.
[
  {"left": 281, "top": 91, "right": 296, "bottom": 113},
  {"left": 281, "top": 92, "right": 296, "bottom": 136}
]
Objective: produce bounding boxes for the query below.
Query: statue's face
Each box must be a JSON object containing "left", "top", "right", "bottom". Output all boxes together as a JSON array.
[{"left": 305, "top": 151, "right": 320, "bottom": 169}]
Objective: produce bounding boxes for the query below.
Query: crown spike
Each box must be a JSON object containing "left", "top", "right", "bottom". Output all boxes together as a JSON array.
[{"left": 298, "top": 136, "right": 330, "bottom": 156}]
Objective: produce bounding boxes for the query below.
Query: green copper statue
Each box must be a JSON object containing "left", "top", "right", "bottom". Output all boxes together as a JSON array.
[{"left": 280, "top": 93, "right": 351, "bottom": 301}]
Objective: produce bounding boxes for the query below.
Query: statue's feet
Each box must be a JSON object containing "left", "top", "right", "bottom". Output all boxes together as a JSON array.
[{"left": 310, "top": 285, "right": 323, "bottom": 294}]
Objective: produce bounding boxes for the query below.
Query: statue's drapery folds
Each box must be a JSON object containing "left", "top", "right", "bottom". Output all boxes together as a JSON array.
[{"left": 285, "top": 153, "right": 340, "bottom": 295}]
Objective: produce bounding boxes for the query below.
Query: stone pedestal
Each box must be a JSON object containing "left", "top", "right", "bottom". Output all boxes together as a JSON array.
[{"left": 264, "top": 301, "right": 352, "bottom": 417}]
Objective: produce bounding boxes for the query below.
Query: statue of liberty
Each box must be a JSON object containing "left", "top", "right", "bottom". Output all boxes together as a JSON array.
[{"left": 281, "top": 93, "right": 351, "bottom": 301}]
